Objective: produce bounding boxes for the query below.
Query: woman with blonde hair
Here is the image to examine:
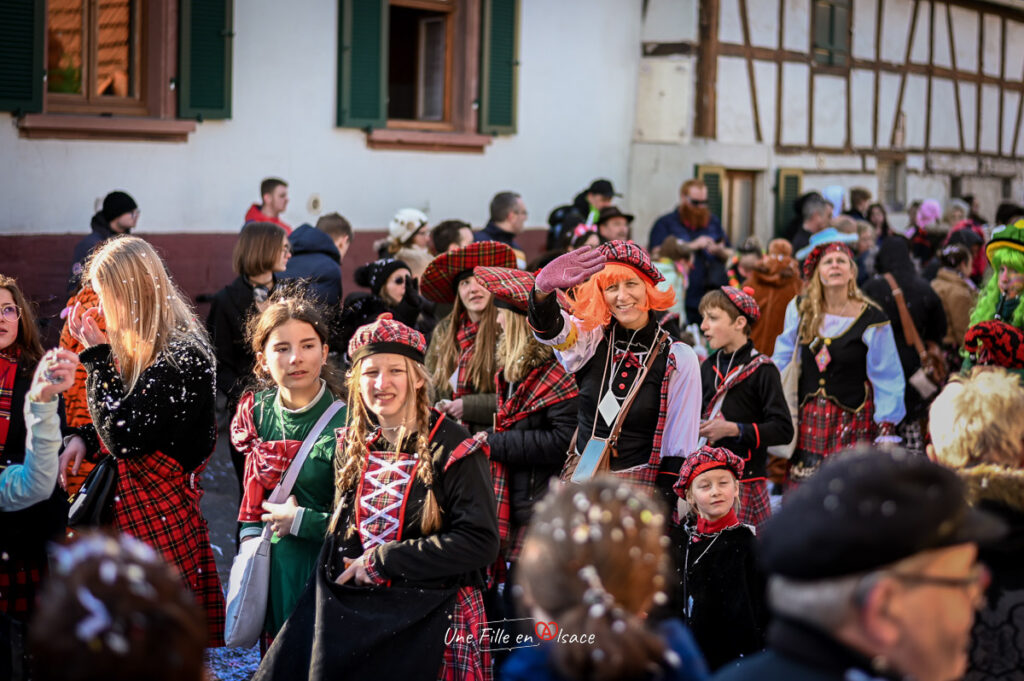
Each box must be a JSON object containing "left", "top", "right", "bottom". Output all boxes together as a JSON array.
[
  {"left": 528, "top": 241, "right": 702, "bottom": 507},
  {"left": 422, "top": 241, "right": 516, "bottom": 433},
  {"left": 772, "top": 242, "right": 905, "bottom": 484},
  {"left": 253, "top": 314, "right": 498, "bottom": 681},
  {"left": 63, "top": 235, "right": 225, "bottom": 646}
]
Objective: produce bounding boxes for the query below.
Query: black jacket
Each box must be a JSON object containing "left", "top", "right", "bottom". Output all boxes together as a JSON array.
[
  {"left": 487, "top": 344, "right": 577, "bottom": 527},
  {"left": 862, "top": 237, "right": 947, "bottom": 419},
  {"left": 280, "top": 224, "right": 343, "bottom": 307},
  {"left": 69, "top": 213, "right": 117, "bottom": 293},
  {"left": 205, "top": 275, "right": 266, "bottom": 404}
]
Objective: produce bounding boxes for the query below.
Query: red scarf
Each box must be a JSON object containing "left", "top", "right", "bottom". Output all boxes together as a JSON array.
[
  {"left": 494, "top": 359, "right": 578, "bottom": 431},
  {"left": 0, "top": 348, "right": 20, "bottom": 457},
  {"left": 453, "top": 318, "right": 480, "bottom": 399},
  {"left": 695, "top": 508, "right": 740, "bottom": 535},
  {"left": 230, "top": 391, "right": 303, "bottom": 522}
]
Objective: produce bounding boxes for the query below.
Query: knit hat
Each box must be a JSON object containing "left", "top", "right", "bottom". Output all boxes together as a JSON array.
[
  {"left": 348, "top": 313, "right": 427, "bottom": 365},
  {"left": 354, "top": 258, "right": 411, "bottom": 296},
  {"left": 102, "top": 191, "right": 138, "bottom": 222},
  {"left": 721, "top": 286, "right": 761, "bottom": 325},
  {"left": 916, "top": 199, "right": 942, "bottom": 228},
  {"left": 802, "top": 241, "right": 855, "bottom": 280},
  {"left": 963, "top": 321, "right": 1024, "bottom": 370},
  {"left": 388, "top": 208, "right": 429, "bottom": 245},
  {"left": 420, "top": 241, "right": 517, "bottom": 304},
  {"left": 674, "top": 446, "right": 745, "bottom": 495},
  {"left": 598, "top": 240, "right": 664, "bottom": 284},
  {"left": 473, "top": 266, "right": 535, "bottom": 314},
  {"left": 985, "top": 220, "right": 1024, "bottom": 262}
]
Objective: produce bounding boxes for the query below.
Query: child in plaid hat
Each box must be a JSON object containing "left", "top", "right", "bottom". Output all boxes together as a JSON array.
[
  {"left": 697, "top": 286, "right": 792, "bottom": 530},
  {"left": 257, "top": 313, "right": 499, "bottom": 681},
  {"left": 669, "top": 446, "right": 768, "bottom": 671}
]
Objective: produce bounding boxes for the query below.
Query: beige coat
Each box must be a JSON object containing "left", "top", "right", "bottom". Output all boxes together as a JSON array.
[{"left": 930, "top": 267, "right": 977, "bottom": 347}]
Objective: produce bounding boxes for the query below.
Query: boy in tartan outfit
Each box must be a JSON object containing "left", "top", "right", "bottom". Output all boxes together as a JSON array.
[{"left": 697, "top": 287, "right": 793, "bottom": 529}]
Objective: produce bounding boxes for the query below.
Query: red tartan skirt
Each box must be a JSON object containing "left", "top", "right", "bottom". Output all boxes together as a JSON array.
[
  {"left": 610, "top": 462, "right": 660, "bottom": 496},
  {"left": 0, "top": 557, "right": 45, "bottom": 621},
  {"left": 738, "top": 480, "right": 771, "bottom": 530},
  {"left": 113, "top": 452, "right": 225, "bottom": 647},
  {"left": 439, "top": 586, "right": 492, "bottom": 681},
  {"left": 789, "top": 390, "right": 876, "bottom": 484}
]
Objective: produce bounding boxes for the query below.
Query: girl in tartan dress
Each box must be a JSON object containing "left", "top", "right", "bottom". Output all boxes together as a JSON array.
[
  {"left": 528, "top": 241, "right": 702, "bottom": 509},
  {"left": 254, "top": 314, "right": 499, "bottom": 681},
  {"left": 230, "top": 294, "right": 347, "bottom": 647},
  {"left": 64, "top": 236, "right": 225, "bottom": 646},
  {"left": 771, "top": 242, "right": 905, "bottom": 485}
]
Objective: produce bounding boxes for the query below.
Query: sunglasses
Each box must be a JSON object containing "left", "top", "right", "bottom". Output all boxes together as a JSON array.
[{"left": 687, "top": 199, "right": 709, "bottom": 206}]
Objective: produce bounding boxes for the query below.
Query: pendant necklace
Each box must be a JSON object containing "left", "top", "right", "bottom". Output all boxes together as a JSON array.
[{"left": 598, "top": 326, "right": 644, "bottom": 426}]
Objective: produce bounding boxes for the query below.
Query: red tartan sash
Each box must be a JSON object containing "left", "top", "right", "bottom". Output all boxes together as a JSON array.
[
  {"left": 0, "top": 349, "right": 19, "bottom": 458},
  {"left": 230, "top": 391, "right": 302, "bottom": 522},
  {"left": 701, "top": 354, "right": 772, "bottom": 420},
  {"left": 494, "top": 359, "right": 578, "bottom": 432},
  {"left": 453, "top": 318, "right": 479, "bottom": 399}
]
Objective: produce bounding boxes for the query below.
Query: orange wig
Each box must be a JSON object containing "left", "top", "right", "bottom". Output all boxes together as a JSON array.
[{"left": 569, "top": 263, "right": 676, "bottom": 331}]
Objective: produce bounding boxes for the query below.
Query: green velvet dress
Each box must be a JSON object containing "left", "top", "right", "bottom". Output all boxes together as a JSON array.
[{"left": 240, "top": 384, "right": 347, "bottom": 636}]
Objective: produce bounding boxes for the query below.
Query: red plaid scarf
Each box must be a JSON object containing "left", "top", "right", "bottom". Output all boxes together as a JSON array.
[
  {"left": 701, "top": 354, "right": 772, "bottom": 420},
  {"left": 0, "top": 348, "right": 20, "bottom": 457},
  {"left": 494, "top": 359, "right": 578, "bottom": 431},
  {"left": 453, "top": 318, "right": 479, "bottom": 399},
  {"left": 230, "top": 391, "right": 303, "bottom": 522}
]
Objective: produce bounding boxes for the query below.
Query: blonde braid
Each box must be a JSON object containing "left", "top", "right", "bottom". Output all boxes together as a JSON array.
[
  {"left": 409, "top": 357, "right": 443, "bottom": 533},
  {"left": 329, "top": 363, "right": 372, "bottom": 533}
]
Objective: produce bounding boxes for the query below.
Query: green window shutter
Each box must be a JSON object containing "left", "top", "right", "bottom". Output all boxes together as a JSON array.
[
  {"left": 479, "top": 0, "right": 517, "bottom": 135},
  {"left": 179, "top": 0, "right": 234, "bottom": 120},
  {"left": 337, "top": 0, "right": 388, "bottom": 129},
  {"left": 696, "top": 165, "right": 725, "bottom": 221},
  {"left": 0, "top": 0, "right": 44, "bottom": 114},
  {"left": 775, "top": 168, "right": 804, "bottom": 238},
  {"left": 813, "top": 0, "right": 850, "bottom": 67}
]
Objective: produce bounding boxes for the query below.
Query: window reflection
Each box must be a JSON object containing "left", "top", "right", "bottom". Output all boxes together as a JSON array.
[
  {"left": 96, "top": 0, "right": 134, "bottom": 97},
  {"left": 47, "top": 0, "right": 84, "bottom": 95}
]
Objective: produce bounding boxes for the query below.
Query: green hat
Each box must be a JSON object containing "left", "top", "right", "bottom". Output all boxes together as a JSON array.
[{"left": 986, "top": 219, "right": 1024, "bottom": 262}]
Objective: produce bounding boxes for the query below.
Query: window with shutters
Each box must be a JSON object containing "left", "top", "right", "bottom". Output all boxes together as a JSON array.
[
  {"left": 1, "top": 0, "right": 232, "bottom": 142},
  {"left": 775, "top": 169, "right": 803, "bottom": 238},
  {"left": 812, "top": 0, "right": 850, "bottom": 68},
  {"left": 877, "top": 157, "right": 907, "bottom": 211},
  {"left": 338, "top": 0, "right": 517, "bottom": 152}
]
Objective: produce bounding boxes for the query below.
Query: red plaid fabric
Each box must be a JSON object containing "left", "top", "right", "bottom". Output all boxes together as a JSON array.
[
  {"left": 473, "top": 266, "right": 535, "bottom": 312},
  {"left": 0, "top": 557, "right": 44, "bottom": 620},
  {"left": 738, "top": 479, "right": 771, "bottom": 529},
  {"left": 231, "top": 391, "right": 302, "bottom": 522},
  {"left": 674, "top": 446, "right": 744, "bottom": 495},
  {"left": 647, "top": 339, "right": 676, "bottom": 468},
  {"left": 598, "top": 240, "right": 664, "bottom": 283},
  {"left": 964, "top": 320, "right": 1024, "bottom": 369},
  {"left": 349, "top": 311, "right": 428, "bottom": 362},
  {"left": 494, "top": 361, "right": 578, "bottom": 432},
  {"left": 789, "top": 389, "right": 876, "bottom": 484},
  {"left": 721, "top": 286, "right": 761, "bottom": 324},
  {"left": 802, "top": 242, "right": 855, "bottom": 279},
  {"left": 453, "top": 319, "right": 480, "bottom": 399},
  {"left": 422, "top": 242, "right": 517, "bottom": 304},
  {"left": 487, "top": 459, "right": 510, "bottom": 589},
  {"left": 0, "top": 349, "right": 18, "bottom": 459},
  {"left": 113, "top": 452, "right": 225, "bottom": 647},
  {"left": 438, "top": 586, "right": 492, "bottom": 681},
  {"left": 701, "top": 355, "right": 772, "bottom": 420},
  {"left": 356, "top": 449, "right": 420, "bottom": 549}
]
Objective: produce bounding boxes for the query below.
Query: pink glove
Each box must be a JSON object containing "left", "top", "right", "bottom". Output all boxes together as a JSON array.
[{"left": 535, "top": 246, "right": 607, "bottom": 293}]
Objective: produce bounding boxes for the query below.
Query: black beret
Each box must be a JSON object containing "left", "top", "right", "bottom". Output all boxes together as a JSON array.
[{"left": 759, "top": 447, "right": 1005, "bottom": 580}]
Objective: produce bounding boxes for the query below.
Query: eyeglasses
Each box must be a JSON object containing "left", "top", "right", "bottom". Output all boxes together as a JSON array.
[
  {"left": 889, "top": 563, "right": 991, "bottom": 609},
  {"left": 0, "top": 305, "right": 21, "bottom": 323},
  {"left": 687, "top": 199, "right": 709, "bottom": 206},
  {"left": 281, "top": 243, "right": 292, "bottom": 254}
]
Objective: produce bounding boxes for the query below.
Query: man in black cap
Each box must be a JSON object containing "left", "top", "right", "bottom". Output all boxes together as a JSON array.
[
  {"left": 571, "top": 178, "right": 619, "bottom": 226},
  {"left": 68, "top": 190, "right": 139, "bottom": 292},
  {"left": 713, "top": 446, "right": 1004, "bottom": 681},
  {"left": 596, "top": 206, "right": 633, "bottom": 243}
]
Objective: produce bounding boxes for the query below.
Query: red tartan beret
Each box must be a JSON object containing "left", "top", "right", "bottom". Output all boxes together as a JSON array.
[
  {"left": 348, "top": 313, "right": 427, "bottom": 364},
  {"left": 674, "top": 446, "right": 745, "bottom": 494},
  {"left": 802, "top": 242, "right": 855, "bottom": 280},
  {"left": 473, "top": 266, "right": 534, "bottom": 314},
  {"left": 420, "top": 241, "right": 517, "bottom": 304},
  {"left": 721, "top": 286, "right": 761, "bottom": 325},
  {"left": 964, "top": 321, "right": 1024, "bottom": 370},
  {"left": 598, "top": 240, "right": 664, "bottom": 284}
]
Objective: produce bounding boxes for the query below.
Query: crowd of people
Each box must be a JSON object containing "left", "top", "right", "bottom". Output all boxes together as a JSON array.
[{"left": 1, "top": 174, "right": 1024, "bottom": 681}]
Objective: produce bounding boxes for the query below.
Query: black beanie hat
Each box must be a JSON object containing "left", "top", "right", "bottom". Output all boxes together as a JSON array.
[
  {"left": 102, "top": 191, "right": 138, "bottom": 222},
  {"left": 354, "top": 258, "right": 411, "bottom": 296}
]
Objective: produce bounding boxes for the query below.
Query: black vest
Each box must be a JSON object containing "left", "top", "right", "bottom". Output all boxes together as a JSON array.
[
  {"left": 798, "top": 305, "right": 888, "bottom": 411},
  {"left": 575, "top": 316, "right": 670, "bottom": 470}
]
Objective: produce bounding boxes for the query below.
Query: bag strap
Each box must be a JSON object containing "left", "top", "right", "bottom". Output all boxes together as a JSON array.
[
  {"left": 608, "top": 330, "right": 668, "bottom": 447},
  {"left": 267, "top": 400, "right": 345, "bottom": 506},
  {"left": 883, "top": 273, "right": 927, "bottom": 356}
]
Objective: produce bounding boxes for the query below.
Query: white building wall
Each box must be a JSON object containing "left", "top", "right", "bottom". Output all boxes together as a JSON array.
[{"left": 0, "top": 0, "right": 642, "bottom": 235}]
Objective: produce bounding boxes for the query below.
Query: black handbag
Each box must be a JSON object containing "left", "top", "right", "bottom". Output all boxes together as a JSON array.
[{"left": 67, "top": 455, "right": 118, "bottom": 527}]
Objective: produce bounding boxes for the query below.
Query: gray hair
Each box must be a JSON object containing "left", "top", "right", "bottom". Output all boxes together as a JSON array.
[
  {"left": 767, "top": 573, "right": 867, "bottom": 631},
  {"left": 802, "top": 194, "right": 830, "bottom": 222}
]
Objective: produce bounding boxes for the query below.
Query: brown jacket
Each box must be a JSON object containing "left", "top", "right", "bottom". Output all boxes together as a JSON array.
[
  {"left": 745, "top": 255, "right": 803, "bottom": 356},
  {"left": 930, "top": 267, "right": 977, "bottom": 347}
]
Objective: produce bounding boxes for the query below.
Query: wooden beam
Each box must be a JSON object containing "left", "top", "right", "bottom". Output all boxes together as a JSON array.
[
  {"left": 977, "top": 3, "right": 984, "bottom": 153},
  {"left": 925, "top": 0, "right": 934, "bottom": 152},
  {"left": 695, "top": 0, "right": 720, "bottom": 139},
  {"left": 890, "top": 0, "right": 920, "bottom": 148},
  {"left": 1000, "top": 15, "right": 1006, "bottom": 155},
  {"left": 873, "top": 0, "right": 884, "bottom": 149},
  {"left": 945, "top": 2, "right": 966, "bottom": 152},
  {"left": 775, "top": 0, "right": 784, "bottom": 147},
  {"left": 738, "top": 0, "right": 762, "bottom": 143}
]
